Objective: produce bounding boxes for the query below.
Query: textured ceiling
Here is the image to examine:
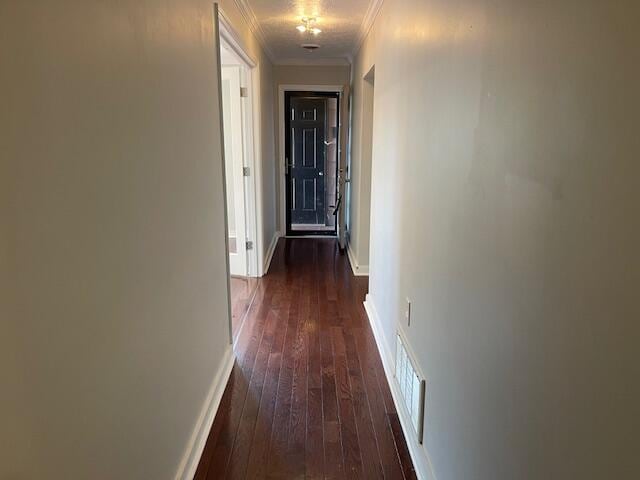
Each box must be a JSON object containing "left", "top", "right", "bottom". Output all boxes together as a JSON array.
[{"left": 247, "top": 0, "right": 373, "bottom": 62}]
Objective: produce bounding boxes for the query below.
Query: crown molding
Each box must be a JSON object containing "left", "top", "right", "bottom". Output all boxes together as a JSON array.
[
  {"left": 353, "top": 0, "right": 384, "bottom": 57},
  {"left": 274, "top": 57, "right": 351, "bottom": 67},
  {"left": 218, "top": 8, "right": 258, "bottom": 67},
  {"left": 231, "top": 0, "right": 277, "bottom": 63}
]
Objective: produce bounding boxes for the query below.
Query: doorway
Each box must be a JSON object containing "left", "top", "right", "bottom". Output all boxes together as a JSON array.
[
  {"left": 343, "top": 66, "right": 376, "bottom": 276},
  {"left": 284, "top": 91, "right": 340, "bottom": 236},
  {"left": 218, "top": 15, "right": 261, "bottom": 342},
  {"left": 221, "top": 64, "right": 247, "bottom": 275}
]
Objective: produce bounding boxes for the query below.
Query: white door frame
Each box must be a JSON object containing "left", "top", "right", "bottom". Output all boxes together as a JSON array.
[
  {"left": 278, "top": 84, "right": 345, "bottom": 238},
  {"left": 221, "top": 65, "right": 247, "bottom": 276},
  {"left": 219, "top": 9, "right": 264, "bottom": 277}
]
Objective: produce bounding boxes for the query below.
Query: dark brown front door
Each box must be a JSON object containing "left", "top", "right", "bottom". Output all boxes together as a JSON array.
[{"left": 285, "top": 92, "right": 339, "bottom": 236}]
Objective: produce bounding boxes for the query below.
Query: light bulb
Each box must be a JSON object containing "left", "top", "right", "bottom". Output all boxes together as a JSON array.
[{"left": 296, "top": 25, "right": 306, "bottom": 32}]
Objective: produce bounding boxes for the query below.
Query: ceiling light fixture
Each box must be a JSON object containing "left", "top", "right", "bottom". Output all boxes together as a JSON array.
[{"left": 297, "top": 17, "right": 321, "bottom": 35}]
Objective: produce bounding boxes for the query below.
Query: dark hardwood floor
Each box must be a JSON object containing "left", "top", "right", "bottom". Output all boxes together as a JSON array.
[
  {"left": 195, "top": 238, "right": 417, "bottom": 480},
  {"left": 230, "top": 276, "right": 259, "bottom": 339}
]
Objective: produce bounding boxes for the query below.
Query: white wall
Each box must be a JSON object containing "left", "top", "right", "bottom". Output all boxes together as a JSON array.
[
  {"left": 0, "top": 1, "right": 231, "bottom": 478},
  {"left": 354, "top": 1, "right": 640, "bottom": 479},
  {"left": 258, "top": 62, "right": 278, "bottom": 256}
]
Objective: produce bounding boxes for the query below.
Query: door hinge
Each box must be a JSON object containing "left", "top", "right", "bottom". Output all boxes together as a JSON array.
[
  {"left": 240, "top": 87, "right": 248, "bottom": 98},
  {"left": 245, "top": 240, "right": 253, "bottom": 250},
  {"left": 243, "top": 166, "right": 250, "bottom": 177}
]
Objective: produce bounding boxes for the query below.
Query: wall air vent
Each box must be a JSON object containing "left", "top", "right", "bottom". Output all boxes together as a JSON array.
[
  {"left": 395, "top": 333, "right": 426, "bottom": 443},
  {"left": 301, "top": 43, "right": 320, "bottom": 51}
]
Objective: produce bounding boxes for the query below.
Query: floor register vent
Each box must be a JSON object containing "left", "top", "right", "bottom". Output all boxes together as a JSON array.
[{"left": 395, "top": 333, "right": 426, "bottom": 443}]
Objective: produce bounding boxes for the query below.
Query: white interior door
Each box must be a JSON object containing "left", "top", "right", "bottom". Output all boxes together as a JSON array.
[{"left": 221, "top": 65, "right": 247, "bottom": 276}]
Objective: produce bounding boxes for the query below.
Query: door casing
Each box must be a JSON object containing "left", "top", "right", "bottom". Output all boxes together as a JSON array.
[
  {"left": 218, "top": 9, "right": 265, "bottom": 277},
  {"left": 221, "top": 65, "right": 247, "bottom": 275},
  {"left": 278, "top": 85, "right": 346, "bottom": 240}
]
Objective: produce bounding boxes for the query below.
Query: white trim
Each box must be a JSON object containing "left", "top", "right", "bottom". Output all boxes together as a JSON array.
[
  {"left": 341, "top": 63, "right": 355, "bottom": 250},
  {"left": 347, "top": 242, "right": 369, "bottom": 276},
  {"left": 363, "top": 294, "right": 437, "bottom": 480},
  {"left": 284, "top": 235, "right": 337, "bottom": 239},
  {"left": 262, "top": 231, "right": 280, "bottom": 276},
  {"left": 230, "top": 0, "right": 277, "bottom": 62},
  {"left": 218, "top": 8, "right": 257, "bottom": 67},
  {"left": 279, "top": 84, "right": 345, "bottom": 93},
  {"left": 278, "top": 84, "right": 345, "bottom": 235},
  {"left": 174, "top": 346, "right": 235, "bottom": 480},
  {"left": 214, "top": 5, "right": 235, "bottom": 347},
  {"left": 274, "top": 57, "right": 351, "bottom": 66},
  {"left": 240, "top": 65, "right": 260, "bottom": 277},
  {"left": 353, "top": 0, "right": 384, "bottom": 57},
  {"left": 247, "top": 64, "right": 265, "bottom": 279}
]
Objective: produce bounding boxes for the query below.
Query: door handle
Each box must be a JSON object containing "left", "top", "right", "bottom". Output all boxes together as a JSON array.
[{"left": 318, "top": 171, "right": 323, "bottom": 176}]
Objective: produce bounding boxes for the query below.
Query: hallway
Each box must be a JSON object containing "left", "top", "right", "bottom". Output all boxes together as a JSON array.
[
  {"left": 195, "top": 239, "right": 416, "bottom": 480},
  {"left": 4, "top": 1, "right": 640, "bottom": 478}
]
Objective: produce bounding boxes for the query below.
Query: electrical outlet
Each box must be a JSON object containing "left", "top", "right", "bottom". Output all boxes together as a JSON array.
[{"left": 405, "top": 298, "right": 412, "bottom": 327}]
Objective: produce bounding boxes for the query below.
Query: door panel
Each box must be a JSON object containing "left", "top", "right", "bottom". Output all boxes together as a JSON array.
[
  {"left": 302, "top": 178, "right": 317, "bottom": 210},
  {"left": 286, "top": 94, "right": 339, "bottom": 234},
  {"left": 221, "top": 66, "right": 247, "bottom": 275},
  {"left": 301, "top": 128, "right": 317, "bottom": 167}
]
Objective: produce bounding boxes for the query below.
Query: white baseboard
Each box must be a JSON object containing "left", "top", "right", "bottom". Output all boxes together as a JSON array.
[
  {"left": 174, "top": 346, "right": 235, "bottom": 480},
  {"left": 262, "top": 231, "right": 280, "bottom": 276},
  {"left": 363, "top": 294, "right": 436, "bottom": 480},
  {"left": 347, "top": 242, "right": 369, "bottom": 276}
]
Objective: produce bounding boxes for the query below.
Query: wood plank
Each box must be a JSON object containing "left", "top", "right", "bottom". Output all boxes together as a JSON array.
[
  {"left": 243, "top": 350, "right": 282, "bottom": 480},
  {"left": 344, "top": 330, "right": 385, "bottom": 480},
  {"left": 203, "top": 282, "right": 275, "bottom": 479},
  {"left": 305, "top": 387, "right": 324, "bottom": 480},
  {"left": 265, "top": 287, "right": 301, "bottom": 479},
  {"left": 320, "top": 329, "right": 338, "bottom": 423},
  {"left": 253, "top": 304, "right": 290, "bottom": 480},
  {"left": 286, "top": 297, "right": 308, "bottom": 479},
  {"left": 389, "top": 412, "right": 418, "bottom": 480},
  {"left": 323, "top": 421, "right": 345, "bottom": 480},
  {"left": 353, "top": 327, "right": 406, "bottom": 480},
  {"left": 332, "top": 327, "right": 364, "bottom": 480},
  {"left": 229, "top": 276, "right": 259, "bottom": 338},
  {"left": 224, "top": 309, "right": 281, "bottom": 479}
]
